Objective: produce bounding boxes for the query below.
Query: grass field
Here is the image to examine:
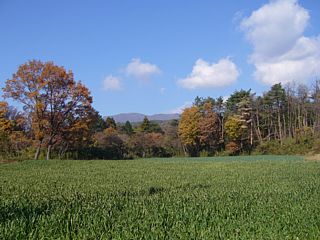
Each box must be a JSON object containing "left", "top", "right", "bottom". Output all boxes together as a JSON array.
[{"left": 1, "top": 156, "right": 320, "bottom": 239}]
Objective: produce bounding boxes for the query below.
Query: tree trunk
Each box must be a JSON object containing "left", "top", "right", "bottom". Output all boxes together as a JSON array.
[
  {"left": 277, "top": 108, "right": 283, "bottom": 145},
  {"left": 183, "top": 145, "right": 187, "bottom": 157},
  {"left": 282, "top": 113, "right": 286, "bottom": 139},
  {"left": 34, "top": 140, "right": 42, "bottom": 160},
  {"left": 58, "top": 143, "right": 69, "bottom": 160},
  {"left": 221, "top": 116, "right": 224, "bottom": 141},
  {"left": 250, "top": 121, "right": 253, "bottom": 146},
  {"left": 255, "top": 109, "right": 262, "bottom": 144},
  {"left": 46, "top": 145, "right": 52, "bottom": 160}
]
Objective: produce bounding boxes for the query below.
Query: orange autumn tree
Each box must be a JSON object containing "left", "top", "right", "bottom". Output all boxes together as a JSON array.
[
  {"left": 0, "top": 102, "right": 30, "bottom": 158},
  {"left": 0, "top": 101, "right": 12, "bottom": 133},
  {"left": 224, "top": 115, "right": 245, "bottom": 155},
  {"left": 3, "top": 60, "right": 93, "bottom": 160},
  {"left": 0, "top": 101, "right": 12, "bottom": 157},
  {"left": 178, "top": 106, "right": 202, "bottom": 156},
  {"left": 198, "top": 102, "right": 221, "bottom": 153}
]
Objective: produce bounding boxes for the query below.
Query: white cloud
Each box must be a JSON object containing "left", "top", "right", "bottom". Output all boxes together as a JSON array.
[
  {"left": 178, "top": 58, "right": 240, "bottom": 89},
  {"left": 160, "top": 87, "right": 166, "bottom": 94},
  {"left": 168, "top": 101, "right": 193, "bottom": 114},
  {"left": 125, "top": 58, "right": 161, "bottom": 80},
  {"left": 222, "top": 95, "right": 230, "bottom": 102},
  {"left": 241, "top": 0, "right": 320, "bottom": 85},
  {"left": 233, "top": 10, "right": 244, "bottom": 24},
  {"left": 102, "top": 75, "right": 122, "bottom": 91}
]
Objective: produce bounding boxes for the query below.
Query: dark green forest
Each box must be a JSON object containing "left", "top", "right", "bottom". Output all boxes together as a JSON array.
[{"left": 1, "top": 60, "right": 320, "bottom": 160}]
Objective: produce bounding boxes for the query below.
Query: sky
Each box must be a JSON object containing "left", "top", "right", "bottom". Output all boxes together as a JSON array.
[{"left": 0, "top": 0, "right": 319, "bottom": 116}]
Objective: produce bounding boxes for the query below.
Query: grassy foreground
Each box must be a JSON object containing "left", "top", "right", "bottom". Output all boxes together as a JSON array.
[{"left": 1, "top": 156, "right": 320, "bottom": 239}]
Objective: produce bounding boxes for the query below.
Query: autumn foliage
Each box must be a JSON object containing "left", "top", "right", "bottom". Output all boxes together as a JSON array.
[
  {"left": 2, "top": 60, "right": 320, "bottom": 160},
  {"left": 3, "top": 60, "right": 93, "bottom": 160},
  {"left": 178, "top": 106, "right": 201, "bottom": 156}
]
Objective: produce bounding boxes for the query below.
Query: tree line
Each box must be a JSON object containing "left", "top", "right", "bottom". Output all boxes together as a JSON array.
[
  {"left": 1, "top": 60, "right": 320, "bottom": 160},
  {"left": 179, "top": 82, "right": 320, "bottom": 156}
]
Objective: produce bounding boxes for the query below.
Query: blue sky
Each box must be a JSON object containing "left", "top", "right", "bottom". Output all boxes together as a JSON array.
[{"left": 0, "top": 0, "right": 319, "bottom": 116}]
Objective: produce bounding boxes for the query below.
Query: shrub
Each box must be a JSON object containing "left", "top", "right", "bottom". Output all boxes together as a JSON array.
[{"left": 225, "top": 141, "right": 240, "bottom": 156}]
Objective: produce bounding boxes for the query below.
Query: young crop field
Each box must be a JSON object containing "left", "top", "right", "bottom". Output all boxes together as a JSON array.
[{"left": 1, "top": 156, "right": 320, "bottom": 239}]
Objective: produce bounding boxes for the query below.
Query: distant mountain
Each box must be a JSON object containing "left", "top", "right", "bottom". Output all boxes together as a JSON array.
[{"left": 110, "top": 113, "right": 180, "bottom": 123}]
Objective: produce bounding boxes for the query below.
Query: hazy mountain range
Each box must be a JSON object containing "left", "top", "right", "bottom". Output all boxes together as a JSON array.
[{"left": 109, "top": 113, "right": 180, "bottom": 123}]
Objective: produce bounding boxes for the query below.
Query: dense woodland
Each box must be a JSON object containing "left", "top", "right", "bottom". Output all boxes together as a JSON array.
[{"left": 1, "top": 60, "right": 320, "bottom": 160}]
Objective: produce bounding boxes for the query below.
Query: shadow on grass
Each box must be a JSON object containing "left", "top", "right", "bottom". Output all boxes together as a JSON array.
[{"left": 0, "top": 201, "right": 54, "bottom": 224}]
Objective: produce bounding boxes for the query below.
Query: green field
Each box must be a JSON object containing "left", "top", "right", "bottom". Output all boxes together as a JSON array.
[{"left": 1, "top": 156, "right": 320, "bottom": 239}]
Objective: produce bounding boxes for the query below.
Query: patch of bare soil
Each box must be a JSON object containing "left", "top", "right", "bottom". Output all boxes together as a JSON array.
[
  {"left": 0, "top": 159, "right": 18, "bottom": 164},
  {"left": 305, "top": 154, "right": 320, "bottom": 162}
]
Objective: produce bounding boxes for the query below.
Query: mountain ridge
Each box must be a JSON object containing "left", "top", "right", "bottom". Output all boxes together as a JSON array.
[{"left": 109, "top": 113, "right": 180, "bottom": 123}]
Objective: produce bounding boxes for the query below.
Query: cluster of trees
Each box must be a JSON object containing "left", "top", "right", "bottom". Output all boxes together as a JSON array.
[
  {"left": 179, "top": 82, "right": 320, "bottom": 156},
  {"left": 1, "top": 60, "right": 96, "bottom": 160},
  {"left": 0, "top": 60, "right": 183, "bottom": 160},
  {"left": 1, "top": 60, "right": 320, "bottom": 160},
  {"left": 90, "top": 116, "right": 182, "bottom": 159}
]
